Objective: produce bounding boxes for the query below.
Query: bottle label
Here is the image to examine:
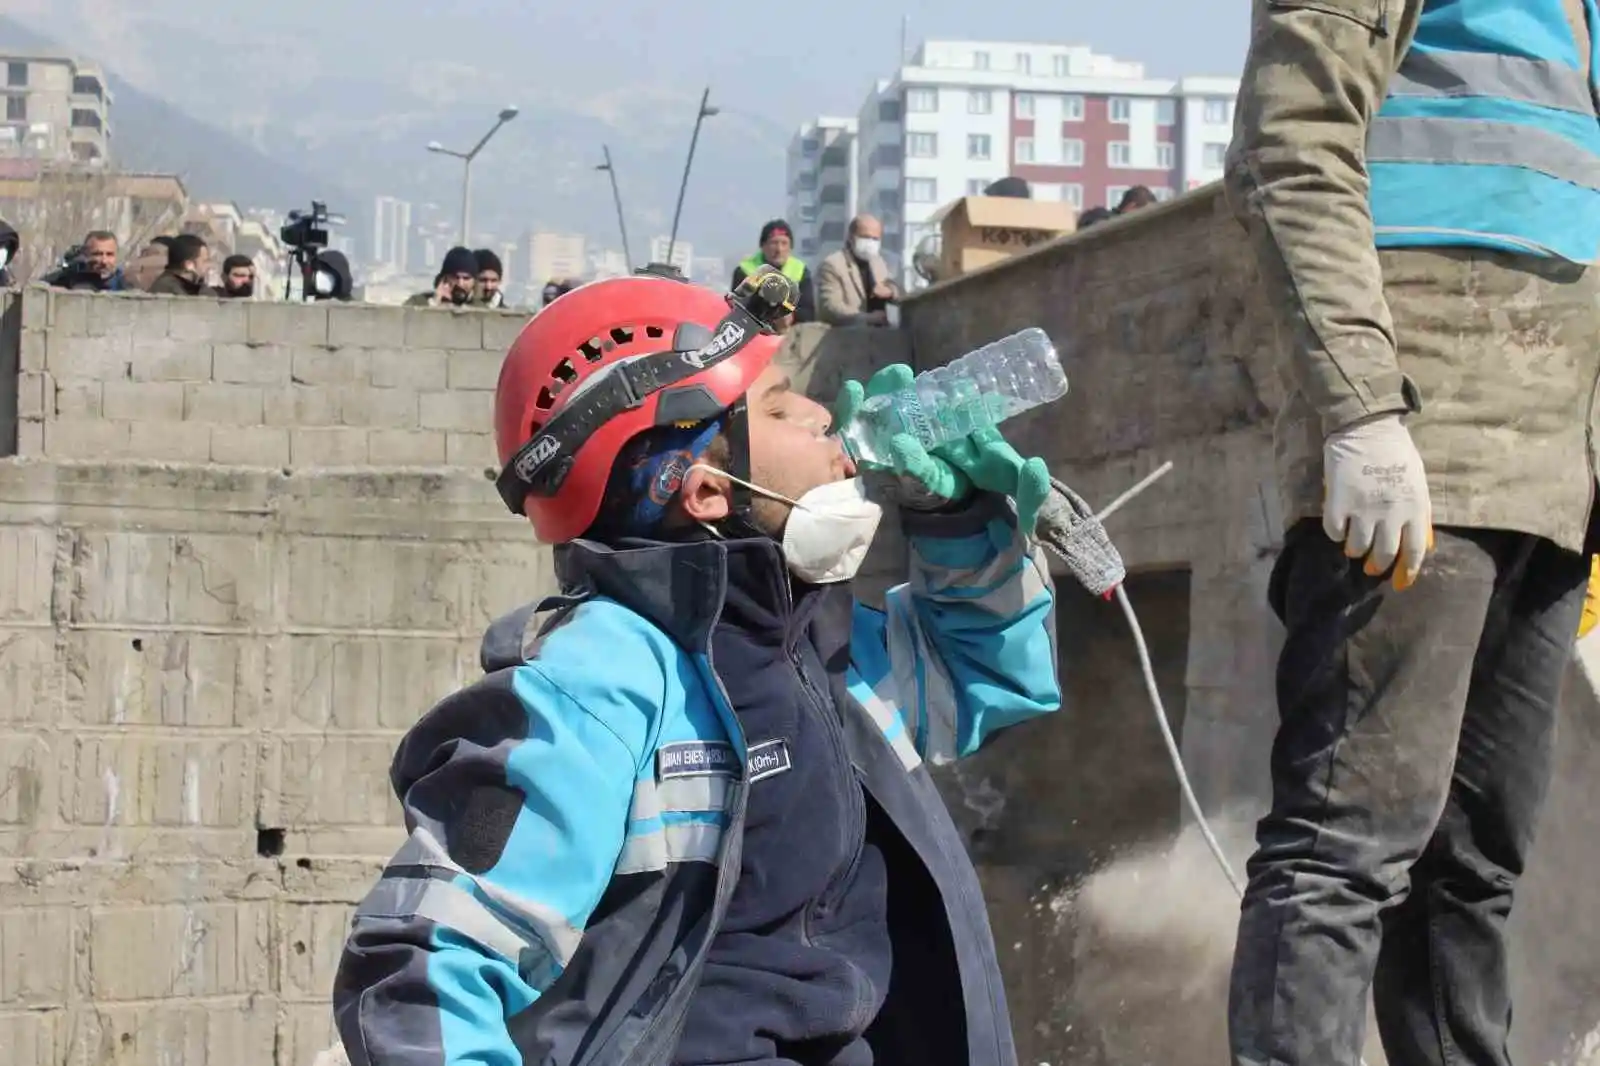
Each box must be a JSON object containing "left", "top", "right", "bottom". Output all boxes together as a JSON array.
[{"left": 897, "top": 391, "right": 934, "bottom": 446}]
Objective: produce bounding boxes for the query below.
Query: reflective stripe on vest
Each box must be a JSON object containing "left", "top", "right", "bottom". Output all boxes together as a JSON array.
[{"left": 1368, "top": 17, "right": 1600, "bottom": 264}]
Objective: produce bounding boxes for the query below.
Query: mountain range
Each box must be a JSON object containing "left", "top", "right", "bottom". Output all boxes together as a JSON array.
[{"left": 0, "top": 5, "right": 797, "bottom": 265}]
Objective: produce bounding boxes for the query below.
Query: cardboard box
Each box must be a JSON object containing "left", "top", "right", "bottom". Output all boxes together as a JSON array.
[{"left": 932, "top": 196, "right": 1078, "bottom": 280}]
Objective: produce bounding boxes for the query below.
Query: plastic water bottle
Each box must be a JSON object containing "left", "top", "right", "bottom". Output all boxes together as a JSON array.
[{"left": 838, "top": 327, "right": 1068, "bottom": 466}]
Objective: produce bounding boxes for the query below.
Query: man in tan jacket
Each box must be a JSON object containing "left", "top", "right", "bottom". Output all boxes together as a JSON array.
[
  {"left": 1225, "top": 1, "right": 1600, "bottom": 1064},
  {"left": 816, "top": 214, "right": 899, "bottom": 327}
]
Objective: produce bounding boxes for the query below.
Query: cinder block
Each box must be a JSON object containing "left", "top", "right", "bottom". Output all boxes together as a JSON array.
[
  {"left": 184, "top": 382, "right": 264, "bottom": 424},
  {"left": 130, "top": 339, "right": 213, "bottom": 382},
  {"left": 42, "top": 419, "right": 130, "bottom": 459},
  {"left": 18, "top": 288, "right": 50, "bottom": 331},
  {"left": 482, "top": 310, "right": 530, "bottom": 352},
  {"left": 284, "top": 537, "right": 468, "bottom": 630},
  {"left": 213, "top": 343, "right": 292, "bottom": 385},
  {"left": 404, "top": 306, "right": 484, "bottom": 350},
  {"left": 292, "top": 347, "right": 370, "bottom": 385},
  {"left": 280, "top": 1006, "right": 343, "bottom": 1066},
  {"left": 339, "top": 385, "right": 417, "bottom": 429},
  {"left": 260, "top": 736, "right": 404, "bottom": 828},
  {"left": 0, "top": 906, "right": 75, "bottom": 1006},
  {"left": 210, "top": 425, "right": 290, "bottom": 466},
  {"left": 371, "top": 348, "right": 447, "bottom": 390},
  {"left": 18, "top": 327, "right": 46, "bottom": 372},
  {"left": 65, "top": 734, "right": 257, "bottom": 828},
  {"left": 446, "top": 431, "right": 495, "bottom": 468},
  {"left": 167, "top": 297, "right": 249, "bottom": 343},
  {"left": 0, "top": 1011, "right": 63, "bottom": 1066},
  {"left": 87, "top": 901, "right": 271, "bottom": 1000},
  {"left": 419, "top": 389, "right": 493, "bottom": 433},
  {"left": 102, "top": 380, "right": 186, "bottom": 422},
  {"left": 447, "top": 349, "right": 504, "bottom": 391},
  {"left": 328, "top": 302, "right": 407, "bottom": 349},
  {"left": 15, "top": 371, "right": 48, "bottom": 420},
  {"left": 368, "top": 428, "right": 447, "bottom": 466},
  {"left": 79, "top": 999, "right": 277, "bottom": 1066},
  {"left": 84, "top": 293, "right": 171, "bottom": 340},
  {"left": 128, "top": 421, "right": 212, "bottom": 462},
  {"left": 0, "top": 734, "right": 53, "bottom": 827},
  {"left": 15, "top": 418, "right": 43, "bottom": 455},
  {"left": 53, "top": 379, "right": 102, "bottom": 419},
  {"left": 70, "top": 530, "right": 276, "bottom": 627},
  {"left": 0, "top": 630, "right": 63, "bottom": 727},
  {"left": 0, "top": 528, "right": 56, "bottom": 624},
  {"left": 46, "top": 332, "right": 131, "bottom": 380},
  {"left": 264, "top": 385, "right": 341, "bottom": 427},
  {"left": 66, "top": 631, "right": 270, "bottom": 728},
  {"left": 248, "top": 301, "right": 329, "bottom": 347},
  {"left": 290, "top": 427, "right": 369, "bottom": 466},
  {"left": 278, "top": 901, "right": 357, "bottom": 999},
  {"left": 48, "top": 288, "right": 87, "bottom": 335},
  {"left": 284, "top": 635, "right": 465, "bottom": 732}
]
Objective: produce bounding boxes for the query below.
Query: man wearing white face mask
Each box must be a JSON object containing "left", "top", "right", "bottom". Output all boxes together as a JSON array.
[
  {"left": 818, "top": 214, "right": 900, "bottom": 327},
  {"left": 334, "top": 273, "right": 1061, "bottom": 1066}
]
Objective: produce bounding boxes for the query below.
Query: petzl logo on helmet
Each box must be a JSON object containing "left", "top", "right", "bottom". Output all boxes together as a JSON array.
[
  {"left": 681, "top": 321, "right": 746, "bottom": 369},
  {"left": 515, "top": 435, "right": 561, "bottom": 479}
]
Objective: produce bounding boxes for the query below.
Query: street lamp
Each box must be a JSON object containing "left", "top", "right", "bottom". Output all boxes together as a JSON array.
[
  {"left": 427, "top": 105, "right": 520, "bottom": 245},
  {"left": 666, "top": 88, "right": 718, "bottom": 268},
  {"left": 595, "top": 145, "right": 634, "bottom": 272}
]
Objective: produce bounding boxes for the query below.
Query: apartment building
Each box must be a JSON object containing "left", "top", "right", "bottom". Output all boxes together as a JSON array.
[
  {"left": 523, "top": 231, "right": 588, "bottom": 284},
  {"left": 785, "top": 117, "right": 858, "bottom": 261},
  {"left": 820, "top": 39, "right": 1239, "bottom": 283},
  {"left": 0, "top": 51, "right": 113, "bottom": 163},
  {"left": 372, "top": 196, "right": 413, "bottom": 273},
  {"left": 647, "top": 235, "right": 693, "bottom": 273}
]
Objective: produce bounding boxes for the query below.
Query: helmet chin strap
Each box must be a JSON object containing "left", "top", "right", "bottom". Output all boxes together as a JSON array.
[{"left": 712, "top": 394, "right": 768, "bottom": 541}]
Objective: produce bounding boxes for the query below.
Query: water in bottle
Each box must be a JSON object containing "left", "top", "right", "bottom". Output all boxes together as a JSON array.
[{"left": 837, "top": 327, "right": 1068, "bottom": 466}]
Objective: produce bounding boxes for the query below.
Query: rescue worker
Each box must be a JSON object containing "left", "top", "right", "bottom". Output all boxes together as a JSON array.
[
  {"left": 332, "top": 273, "right": 1060, "bottom": 1066},
  {"left": 1225, "top": 2, "right": 1600, "bottom": 1065},
  {"left": 731, "top": 219, "right": 816, "bottom": 324}
]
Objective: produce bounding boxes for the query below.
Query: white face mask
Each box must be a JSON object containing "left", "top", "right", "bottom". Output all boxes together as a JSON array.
[
  {"left": 689, "top": 465, "right": 883, "bottom": 584},
  {"left": 851, "top": 236, "right": 881, "bottom": 260}
]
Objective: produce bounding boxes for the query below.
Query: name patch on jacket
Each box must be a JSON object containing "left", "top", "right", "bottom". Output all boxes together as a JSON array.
[
  {"left": 746, "top": 738, "right": 793, "bottom": 783},
  {"left": 657, "top": 741, "right": 740, "bottom": 780}
]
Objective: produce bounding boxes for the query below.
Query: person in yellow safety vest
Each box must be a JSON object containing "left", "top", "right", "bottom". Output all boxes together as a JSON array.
[
  {"left": 1581, "top": 556, "right": 1600, "bottom": 639},
  {"left": 731, "top": 219, "right": 816, "bottom": 330}
]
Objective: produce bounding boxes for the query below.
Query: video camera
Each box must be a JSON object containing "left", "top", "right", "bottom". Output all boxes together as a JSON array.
[
  {"left": 280, "top": 201, "right": 337, "bottom": 252},
  {"left": 51, "top": 244, "right": 107, "bottom": 291}
]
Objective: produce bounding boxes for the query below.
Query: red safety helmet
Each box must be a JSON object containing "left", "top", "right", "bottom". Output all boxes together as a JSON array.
[{"left": 494, "top": 274, "right": 783, "bottom": 543}]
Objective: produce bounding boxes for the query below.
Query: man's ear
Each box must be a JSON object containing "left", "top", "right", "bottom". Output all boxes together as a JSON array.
[{"left": 679, "top": 466, "right": 731, "bottom": 524}]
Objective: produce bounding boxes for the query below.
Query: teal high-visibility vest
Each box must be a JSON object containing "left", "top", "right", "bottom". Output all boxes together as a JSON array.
[{"left": 1368, "top": 0, "right": 1600, "bottom": 263}]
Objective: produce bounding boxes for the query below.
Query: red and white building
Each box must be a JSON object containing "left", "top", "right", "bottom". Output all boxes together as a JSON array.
[{"left": 787, "top": 40, "right": 1239, "bottom": 285}]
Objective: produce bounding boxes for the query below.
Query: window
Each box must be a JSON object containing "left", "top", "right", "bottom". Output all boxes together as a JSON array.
[
  {"left": 1014, "top": 137, "right": 1035, "bottom": 163},
  {"left": 1063, "top": 183, "right": 1084, "bottom": 209},
  {"left": 1156, "top": 142, "right": 1175, "bottom": 169},
  {"left": 1106, "top": 185, "right": 1130, "bottom": 209},
  {"left": 1053, "top": 54, "right": 1070, "bottom": 77},
  {"left": 967, "top": 133, "right": 992, "bottom": 161},
  {"left": 1109, "top": 97, "right": 1132, "bottom": 122},
  {"left": 798, "top": 203, "right": 818, "bottom": 222},
  {"left": 1156, "top": 99, "right": 1176, "bottom": 125},
  {"left": 1032, "top": 183, "right": 1062, "bottom": 202},
  {"left": 878, "top": 99, "right": 902, "bottom": 122},
  {"left": 1061, "top": 138, "right": 1085, "bottom": 166},
  {"left": 1204, "top": 97, "right": 1230, "bottom": 123},
  {"left": 907, "top": 131, "right": 938, "bottom": 157},
  {"left": 906, "top": 87, "right": 938, "bottom": 113},
  {"left": 967, "top": 178, "right": 990, "bottom": 196},
  {"left": 5, "top": 95, "right": 25, "bottom": 122},
  {"left": 1153, "top": 186, "right": 1175, "bottom": 201},
  {"left": 906, "top": 178, "right": 939, "bottom": 203},
  {"left": 968, "top": 89, "right": 993, "bottom": 115},
  {"left": 820, "top": 221, "right": 847, "bottom": 243},
  {"left": 1108, "top": 141, "right": 1132, "bottom": 167},
  {"left": 1015, "top": 93, "right": 1035, "bottom": 118},
  {"left": 1016, "top": 53, "right": 1032, "bottom": 74},
  {"left": 973, "top": 51, "right": 991, "bottom": 70},
  {"left": 1203, "top": 142, "right": 1228, "bottom": 168},
  {"left": 5, "top": 62, "right": 25, "bottom": 88},
  {"left": 1062, "top": 95, "right": 1085, "bottom": 122},
  {"left": 801, "top": 136, "right": 819, "bottom": 155}
]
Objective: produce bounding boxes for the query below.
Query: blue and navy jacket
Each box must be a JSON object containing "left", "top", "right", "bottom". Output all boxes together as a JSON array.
[
  {"left": 333, "top": 491, "right": 1061, "bottom": 1066},
  {"left": 1368, "top": 0, "right": 1600, "bottom": 262}
]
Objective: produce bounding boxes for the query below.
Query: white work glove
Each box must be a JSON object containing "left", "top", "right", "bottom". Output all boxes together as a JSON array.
[{"left": 1322, "top": 413, "right": 1433, "bottom": 590}]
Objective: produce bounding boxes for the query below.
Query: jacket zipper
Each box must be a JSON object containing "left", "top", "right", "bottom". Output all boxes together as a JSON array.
[{"left": 789, "top": 640, "right": 867, "bottom": 905}]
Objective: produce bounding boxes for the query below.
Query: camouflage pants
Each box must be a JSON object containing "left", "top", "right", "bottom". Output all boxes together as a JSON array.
[{"left": 1229, "top": 522, "right": 1587, "bottom": 1066}]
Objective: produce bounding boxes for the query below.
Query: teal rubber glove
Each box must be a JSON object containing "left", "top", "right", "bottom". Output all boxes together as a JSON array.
[{"left": 833, "top": 363, "right": 1052, "bottom": 533}]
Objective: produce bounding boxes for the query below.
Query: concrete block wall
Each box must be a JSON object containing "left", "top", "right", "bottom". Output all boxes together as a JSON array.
[
  {"left": 0, "top": 460, "right": 553, "bottom": 1066},
  {"left": 3, "top": 288, "right": 530, "bottom": 470}
]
